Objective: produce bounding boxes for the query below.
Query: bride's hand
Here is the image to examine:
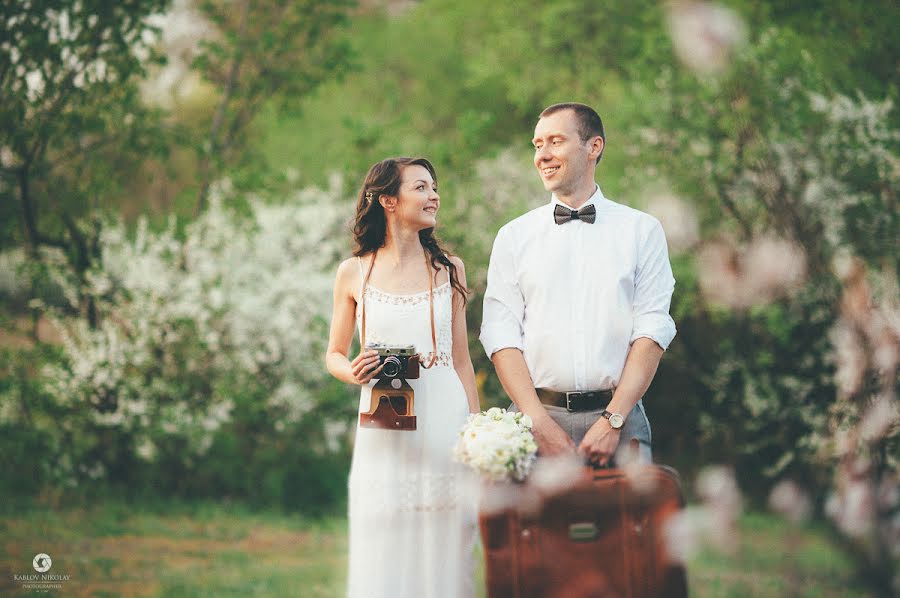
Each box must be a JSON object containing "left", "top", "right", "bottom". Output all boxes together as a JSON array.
[{"left": 351, "top": 350, "right": 383, "bottom": 385}]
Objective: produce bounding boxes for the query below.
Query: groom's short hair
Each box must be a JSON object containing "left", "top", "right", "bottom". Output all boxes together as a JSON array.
[{"left": 539, "top": 102, "right": 605, "bottom": 164}]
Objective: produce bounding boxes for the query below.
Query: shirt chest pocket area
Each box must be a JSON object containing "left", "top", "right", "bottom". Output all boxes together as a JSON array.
[{"left": 518, "top": 240, "right": 637, "bottom": 304}]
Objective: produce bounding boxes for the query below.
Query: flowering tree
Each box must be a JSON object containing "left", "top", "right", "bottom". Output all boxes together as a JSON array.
[
  {"left": 632, "top": 18, "right": 898, "bottom": 595},
  {"left": 26, "top": 179, "right": 350, "bottom": 487}
]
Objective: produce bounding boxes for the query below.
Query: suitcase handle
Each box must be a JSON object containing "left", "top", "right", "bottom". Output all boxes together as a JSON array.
[{"left": 583, "top": 438, "right": 643, "bottom": 469}]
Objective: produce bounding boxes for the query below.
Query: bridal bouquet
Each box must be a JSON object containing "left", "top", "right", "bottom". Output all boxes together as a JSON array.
[{"left": 454, "top": 408, "right": 538, "bottom": 482}]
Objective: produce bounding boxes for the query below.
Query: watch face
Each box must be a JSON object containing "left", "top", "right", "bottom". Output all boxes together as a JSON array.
[{"left": 609, "top": 413, "right": 625, "bottom": 429}]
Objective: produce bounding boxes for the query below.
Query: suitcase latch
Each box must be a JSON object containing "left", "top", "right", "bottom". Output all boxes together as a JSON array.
[{"left": 568, "top": 522, "right": 598, "bottom": 542}]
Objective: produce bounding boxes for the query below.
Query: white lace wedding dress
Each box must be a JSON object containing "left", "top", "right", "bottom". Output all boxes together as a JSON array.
[{"left": 346, "top": 260, "right": 477, "bottom": 598}]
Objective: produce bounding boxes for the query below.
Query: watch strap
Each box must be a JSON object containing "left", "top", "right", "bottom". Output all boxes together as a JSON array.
[{"left": 601, "top": 409, "right": 624, "bottom": 429}]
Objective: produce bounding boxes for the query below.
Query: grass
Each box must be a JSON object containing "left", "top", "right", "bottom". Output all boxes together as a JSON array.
[
  {"left": 1, "top": 501, "right": 347, "bottom": 597},
  {"left": 688, "top": 512, "right": 870, "bottom": 598},
  {"left": 1, "top": 501, "right": 872, "bottom": 597}
]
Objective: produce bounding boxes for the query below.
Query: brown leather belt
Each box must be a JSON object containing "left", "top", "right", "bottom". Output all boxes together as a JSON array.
[{"left": 536, "top": 388, "right": 614, "bottom": 412}]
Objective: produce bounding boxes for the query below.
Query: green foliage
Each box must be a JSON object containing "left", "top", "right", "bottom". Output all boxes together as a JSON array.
[
  {"left": 190, "top": 0, "right": 354, "bottom": 211},
  {"left": 629, "top": 24, "right": 898, "bottom": 269},
  {"left": 2, "top": 0, "right": 897, "bottom": 538},
  {"left": 0, "top": 0, "right": 172, "bottom": 250},
  {"left": 0, "top": 344, "right": 73, "bottom": 502}
]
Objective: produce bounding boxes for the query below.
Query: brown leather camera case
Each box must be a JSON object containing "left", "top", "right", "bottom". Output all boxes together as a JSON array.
[{"left": 359, "top": 378, "right": 417, "bottom": 431}]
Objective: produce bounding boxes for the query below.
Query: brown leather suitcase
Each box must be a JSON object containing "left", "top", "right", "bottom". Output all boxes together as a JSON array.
[{"left": 480, "top": 465, "right": 688, "bottom": 598}]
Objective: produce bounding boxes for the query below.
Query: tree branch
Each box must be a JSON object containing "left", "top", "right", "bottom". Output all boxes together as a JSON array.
[
  {"left": 220, "top": 94, "right": 264, "bottom": 158},
  {"left": 46, "top": 135, "right": 123, "bottom": 172},
  {"left": 16, "top": 165, "right": 67, "bottom": 254},
  {"left": 195, "top": 0, "right": 251, "bottom": 216},
  {"left": 61, "top": 211, "right": 99, "bottom": 328}
]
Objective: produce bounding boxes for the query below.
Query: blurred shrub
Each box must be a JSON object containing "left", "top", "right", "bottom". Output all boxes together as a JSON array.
[
  {"left": 626, "top": 22, "right": 898, "bottom": 500},
  {"left": 0, "top": 179, "right": 358, "bottom": 512}
]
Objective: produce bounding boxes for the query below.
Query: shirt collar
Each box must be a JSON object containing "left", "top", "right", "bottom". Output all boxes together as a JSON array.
[{"left": 550, "top": 184, "right": 606, "bottom": 211}]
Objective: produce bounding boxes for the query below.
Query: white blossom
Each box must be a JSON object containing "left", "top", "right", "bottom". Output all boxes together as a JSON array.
[
  {"left": 667, "top": 1, "right": 747, "bottom": 75},
  {"left": 859, "top": 395, "right": 899, "bottom": 443},
  {"left": 528, "top": 454, "right": 585, "bottom": 497},
  {"left": 768, "top": 479, "right": 812, "bottom": 524},
  {"left": 643, "top": 191, "right": 700, "bottom": 253},
  {"left": 698, "top": 236, "right": 807, "bottom": 309},
  {"left": 141, "top": 0, "right": 216, "bottom": 108},
  {"left": 826, "top": 479, "right": 875, "bottom": 539},
  {"left": 664, "top": 466, "right": 743, "bottom": 563},
  {"left": 454, "top": 407, "right": 538, "bottom": 482},
  {"left": 40, "top": 178, "right": 350, "bottom": 472}
]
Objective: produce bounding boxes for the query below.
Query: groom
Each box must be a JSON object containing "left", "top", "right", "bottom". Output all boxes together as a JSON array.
[{"left": 480, "top": 102, "right": 676, "bottom": 467}]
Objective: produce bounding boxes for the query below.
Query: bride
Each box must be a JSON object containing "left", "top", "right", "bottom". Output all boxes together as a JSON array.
[{"left": 325, "top": 157, "right": 480, "bottom": 597}]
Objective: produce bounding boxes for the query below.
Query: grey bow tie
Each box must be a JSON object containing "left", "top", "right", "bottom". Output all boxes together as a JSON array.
[{"left": 554, "top": 203, "right": 596, "bottom": 225}]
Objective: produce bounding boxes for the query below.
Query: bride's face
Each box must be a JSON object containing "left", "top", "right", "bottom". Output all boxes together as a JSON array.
[{"left": 389, "top": 164, "right": 440, "bottom": 231}]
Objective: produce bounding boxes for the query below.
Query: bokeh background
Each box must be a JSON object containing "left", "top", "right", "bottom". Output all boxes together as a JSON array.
[{"left": 1, "top": 0, "right": 897, "bottom": 596}]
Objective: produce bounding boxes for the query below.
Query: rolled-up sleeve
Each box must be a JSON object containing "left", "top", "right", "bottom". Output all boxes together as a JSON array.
[
  {"left": 630, "top": 219, "right": 677, "bottom": 350},
  {"left": 480, "top": 226, "right": 525, "bottom": 358}
]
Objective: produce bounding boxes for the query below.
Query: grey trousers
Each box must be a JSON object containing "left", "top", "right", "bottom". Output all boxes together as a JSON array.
[{"left": 510, "top": 400, "right": 653, "bottom": 465}]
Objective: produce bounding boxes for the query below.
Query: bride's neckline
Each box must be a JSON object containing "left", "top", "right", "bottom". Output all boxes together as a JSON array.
[{"left": 364, "top": 280, "right": 451, "bottom": 298}]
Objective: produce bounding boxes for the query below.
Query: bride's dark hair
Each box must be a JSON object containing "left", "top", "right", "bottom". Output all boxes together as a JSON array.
[{"left": 352, "top": 157, "right": 468, "bottom": 304}]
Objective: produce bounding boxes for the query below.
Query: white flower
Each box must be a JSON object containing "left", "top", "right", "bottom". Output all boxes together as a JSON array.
[
  {"left": 644, "top": 191, "right": 700, "bottom": 253},
  {"left": 39, "top": 177, "right": 350, "bottom": 474},
  {"left": 768, "top": 479, "right": 812, "bottom": 524},
  {"left": 698, "top": 237, "right": 807, "bottom": 309},
  {"left": 454, "top": 408, "right": 538, "bottom": 482},
  {"left": 667, "top": 1, "right": 747, "bottom": 75}
]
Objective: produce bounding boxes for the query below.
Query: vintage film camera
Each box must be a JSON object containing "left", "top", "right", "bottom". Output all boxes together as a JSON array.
[
  {"left": 359, "top": 344, "right": 420, "bottom": 431},
  {"left": 370, "top": 344, "right": 420, "bottom": 379}
]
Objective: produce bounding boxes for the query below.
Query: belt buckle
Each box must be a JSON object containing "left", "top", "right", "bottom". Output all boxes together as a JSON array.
[{"left": 565, "top": 391, "right": 582, "bottom": 412}]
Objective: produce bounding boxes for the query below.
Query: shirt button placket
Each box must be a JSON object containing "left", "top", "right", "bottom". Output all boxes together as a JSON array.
[{"left": 574, "top": 222, "right": 586, "bottom": 391}]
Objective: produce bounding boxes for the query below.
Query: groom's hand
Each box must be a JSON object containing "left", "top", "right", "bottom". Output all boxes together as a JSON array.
[
  {"left": 578, "top": 418, "right": 621, "bottom": 467},
  {"left": 532, "top": 413, "right": 576, "bottom": 456}
]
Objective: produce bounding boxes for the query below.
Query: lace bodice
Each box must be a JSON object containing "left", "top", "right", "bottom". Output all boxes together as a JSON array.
[{"left": 355, "top": 274, "right": 455, "bottom": 368}]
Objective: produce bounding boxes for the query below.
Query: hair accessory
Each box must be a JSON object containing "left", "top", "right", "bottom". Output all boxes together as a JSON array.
[{"left": 365, "top": 190, "right": 374, "bottom": 204}]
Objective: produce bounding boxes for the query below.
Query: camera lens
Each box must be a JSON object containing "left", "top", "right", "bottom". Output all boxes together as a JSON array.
[{"left": 382, "top": 356, "right": 401, "bottom": 378}]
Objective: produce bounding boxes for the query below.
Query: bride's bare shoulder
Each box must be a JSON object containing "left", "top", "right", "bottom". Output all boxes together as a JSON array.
[
  {"left": 334, "top": 256, "right": 364, "bottom": 297},
  {"left": 447, "top": 254, "right": 465, "bottom": 269}
]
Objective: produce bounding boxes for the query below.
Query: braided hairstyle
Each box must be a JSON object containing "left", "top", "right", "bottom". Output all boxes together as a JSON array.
[{"left": 352, "top": 157, "right": 468, "bottom": 304}]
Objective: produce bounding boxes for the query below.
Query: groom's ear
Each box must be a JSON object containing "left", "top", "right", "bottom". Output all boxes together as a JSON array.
[{"left": 590, "top": 136, "right": 604, "bottom": 162}]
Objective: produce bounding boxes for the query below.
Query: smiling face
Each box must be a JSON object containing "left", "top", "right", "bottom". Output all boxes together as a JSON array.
[
  {"left": 532, "top": 109, "right": 603, "bottom": 201},
  {"left": 388, "top": 164, "right": 440, "bottom": 231}
]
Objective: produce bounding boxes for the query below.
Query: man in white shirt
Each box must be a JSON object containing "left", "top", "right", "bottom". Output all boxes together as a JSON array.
[{"left": 480, "top": 102, "right": 676, "bottom": 466}]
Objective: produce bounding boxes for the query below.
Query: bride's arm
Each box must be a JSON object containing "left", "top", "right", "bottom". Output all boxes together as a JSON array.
[
  {"left": 449, "top": 257, "right": 481, "bottom": 414},
  {"left": 325, "top": 258, "right": 383, "bottom": 385}
]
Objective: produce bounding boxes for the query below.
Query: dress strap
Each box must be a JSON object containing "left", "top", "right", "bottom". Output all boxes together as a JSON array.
[
  {"left": 360, "top": 254, "right": 375, "bottom": 350},
  {"left": 358, "top": 249, "right": 437, "bottom": 368},
  {"left": 356, "top": 256, "right": 365, "bottom": 300}
]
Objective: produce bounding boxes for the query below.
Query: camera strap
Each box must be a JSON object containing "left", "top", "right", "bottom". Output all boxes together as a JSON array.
[{"left": 360, "top": 248, "right": 438, "bottom": 368}]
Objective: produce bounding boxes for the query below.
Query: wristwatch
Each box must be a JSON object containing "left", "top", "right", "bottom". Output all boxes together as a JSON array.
[{"left": 600, "top": 409, "right": 625, "bottom": 430}]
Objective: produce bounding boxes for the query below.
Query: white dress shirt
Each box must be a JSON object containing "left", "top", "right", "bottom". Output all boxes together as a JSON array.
[{"left": 480, "top": 185, "right": 676, "bottom": 392}]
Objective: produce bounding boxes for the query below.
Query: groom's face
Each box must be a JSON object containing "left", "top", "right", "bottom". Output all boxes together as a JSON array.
[{"left": 532, "top": 109, "right": 595, "bottom": 195}]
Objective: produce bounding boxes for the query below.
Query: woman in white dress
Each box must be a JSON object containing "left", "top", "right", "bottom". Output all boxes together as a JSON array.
[{"left": 325, "top": 157, "right": 480, "bottom": 598}]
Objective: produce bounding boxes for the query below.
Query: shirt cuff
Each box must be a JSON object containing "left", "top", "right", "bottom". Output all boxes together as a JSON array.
[
  {"left": 479, "top": 324, "right": 524, "bottom": 359},
  {"left": 630, "top": 314, "right": 677, "bottom": 351}
]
